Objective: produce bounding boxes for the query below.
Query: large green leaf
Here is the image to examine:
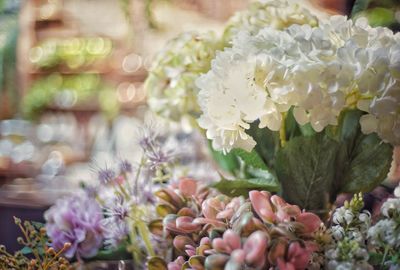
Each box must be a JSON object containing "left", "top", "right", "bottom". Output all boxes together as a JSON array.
[
  {"left": 275, "top": 134, "right": 339, "bottom": 211},
  {"left": 330, "top": 110, "right": 393, "bottom": 194},
  {"left": 213, "top": 177, "right": 280, "bottom": 197},
  {"left": 340, "top": 133, "right": 393, "bottom": 193},
  {"left": 275, "top": 110, "right": 393, "bottom": 211},
  {"left": 231, "top": 148, "right": 269, "bottom": 171}
]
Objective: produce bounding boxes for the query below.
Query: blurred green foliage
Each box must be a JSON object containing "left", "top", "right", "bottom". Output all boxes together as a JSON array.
[
  {"left": 0, "top": 1, "right": 19, "bottom": 115},
  {"left": 352, "top": 0, "right": 400, "bottom": 31},
  {"left": 22, "top": 74, "right": 119, "bottom": 120}
]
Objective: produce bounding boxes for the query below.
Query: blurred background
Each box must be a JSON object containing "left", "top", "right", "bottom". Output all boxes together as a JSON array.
[{"left": 0, "top": 0, "right": 399, "bottom": 253}]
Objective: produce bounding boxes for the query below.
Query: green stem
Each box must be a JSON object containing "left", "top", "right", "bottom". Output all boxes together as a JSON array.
[
  {"left": 137, "top": 218, "right": 155, "bottom": 257},
  {"left": 279, "top": 112, "right": 287, "bottom": 147},
  {"left": 380, "top": 245, "right": 390, "bottom": 269},
  {"left": 134, "top": 157, "right": 145, "bottom": 197}
]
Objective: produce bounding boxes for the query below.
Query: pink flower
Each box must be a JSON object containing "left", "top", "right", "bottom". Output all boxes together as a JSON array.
[
  {"left": 168, "top": 256, "right": 185, "bottom": 270},
  {"left": 271, "top": 195, "right": 301, "bottom": 222},
  {"left": 249, "top": 191, "right": 276, "bottom": 223},
  {"left": 296, "top": 212, "right": 321, "bottom": 234},
  {"left": 212, "top": 230, "right": 241, "bottom": 254},
  {"left": 277, "top": 242, "right": 313, "bottom": 270},
  {"left": 179, "top": 178, "right": 198, "bottom": 197},
  {"left": 193, "top": 195, "right": 230, "bottom": 228},
  {"left": 211, "top": 230, "right": 268, "bottom": 268},
  {"left": 243, "top": 231, "right": 268, "bottom": 268}
]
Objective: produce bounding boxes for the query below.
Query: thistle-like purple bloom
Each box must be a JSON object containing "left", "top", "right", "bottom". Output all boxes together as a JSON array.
[
  {"left": 44, "top": 193, "right": 103, "bottom": 259},
  {"left": 119, "top": 159, "right": 133, "bottom": 174},
  {"left": 103, "top": 193, "right": 130, "bottom": 221},
  {"left": 146, "top": 147, "right": 175, "bottom": 170},
  {"left": 97, "top": 168, "right": 116, "bottom": 184}
]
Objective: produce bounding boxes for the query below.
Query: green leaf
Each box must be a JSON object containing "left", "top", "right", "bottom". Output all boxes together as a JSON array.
[
  {"left": 275, "top": 134, "right": 339, "bottom": 211},
  {"left": 247, "top": 122, "right": 279, "bottom": 168},
  {"left": 330, "top": 110, "right": 393, "bottom": 194},
  {"left": 351, "top": 0, "right": 371, "bottom": 16},
  {"left": 20, "top": 246, "right": 33, "bottom": 255},
  {"left": 340, "top": 133, "right": 393, "bottom": 193},
  {"left": 208, "top": 141, "right": 239, "bottom": 173},
  {"left": 213, "top": 177, "right": 279, "bottom": 197},
  {"left": 231, "top": 148, "right": 269, "bottom": 171},
  {"left": 356, "top": 8, "right": 395, "bottom": 27}
]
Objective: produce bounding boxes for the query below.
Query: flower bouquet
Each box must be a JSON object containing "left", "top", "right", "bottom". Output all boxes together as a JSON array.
[
  {"left": 146, "top": 179, "right": 400, "bottom": 270},
  {"left": 3, "top": 0, "right": 400, "bottom": 269},
  {"left": 145, "top": 0, "right": 400, "bottom": 214}
]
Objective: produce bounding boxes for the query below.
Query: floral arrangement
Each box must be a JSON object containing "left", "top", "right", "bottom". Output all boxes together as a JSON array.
[
  {"left": 146, "top": 179, "right": 400, "bottom": 270},
  {"left": 3, "top": 1, "right": 399, "bottom": 269},
  {"left": 39, "top": 119, "right": 218, "bottom": 267},
  {"left": 145, "top": 0, "right": 400, "bottom": 214},
  {"left": 198, "top": 16, "right": 400, "bottom": 150},
  {"left": 144, "top": 0, "right": 317, "bottom": 124}
]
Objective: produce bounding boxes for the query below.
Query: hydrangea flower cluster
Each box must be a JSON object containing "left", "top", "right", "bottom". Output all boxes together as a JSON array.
[
  {"left": 197, "top": 15, "right": 400, "bottom": 152},
  {"left": 144, "top": 32, "right": 221, "bottom": 122},
  {"left": 223, "top": 0, "right": 317, "bottom": 43},
  {"left": 148, "top": 178, "right": 327, "bottom": 270},
  {"left": 325, "top": 193, "right": 373, "bottom": 270},
  {"left": 44, "top": 193, "right": 103, "bottom": 259},
  {"left": 145, "top": 0, "right": 318, "bottom": 125}
]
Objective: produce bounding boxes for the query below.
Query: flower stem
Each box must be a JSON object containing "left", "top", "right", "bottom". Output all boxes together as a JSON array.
[
  {"left": 279, "top": 113, "right": 287, "bottom": 147},
  {"left": 380, "top": 245, "right": 390, "bottom": 269},
  {"left": 134, "top": 157, "right": 145, "bottom": 197}
]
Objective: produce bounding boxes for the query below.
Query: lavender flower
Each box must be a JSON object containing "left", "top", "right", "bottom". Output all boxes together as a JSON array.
[
  {"left": 44, "top": 193, "right": 103, "bottom": 259},
  {"left": 97, "top": 168, "right": 116, "bottom": 184},
  {"left": 146, "top": 147, "right": 175, "bottom": 170},
  {"left": 119, "top": 159, "right": 133, "bottom": 174},
  {"left": 137, "top": 122, "right": 161, "bottom": 152},
  {"left": 103, "top": 193, "right": 131, "bottom": 221}
]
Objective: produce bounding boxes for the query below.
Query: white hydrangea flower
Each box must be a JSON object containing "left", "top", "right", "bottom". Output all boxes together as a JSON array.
[
  {"left": 145, "top": 31, "right": 221, "bottom": 122},
  {"left": 223, "top": 0, "right": 318, "bottom": 44},
  {"left": 197, "top": 15, "right": 400, "bottom": 152}
]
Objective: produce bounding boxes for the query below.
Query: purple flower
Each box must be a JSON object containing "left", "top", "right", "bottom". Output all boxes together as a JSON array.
[
  {"left": 44, "top": 193, "right": 103, "bottom": 259},
  {"left": 119, "top": 159, "right": 133, "bottom": 174},
  {"left": 103, "top": 193, "right": 130, "bottom": 221},
  {"left": 146, "top": 147, "right": 175, "bottom": 170},
  {"left": 137, "top": 125, "right": 160, "bottom": 152},
  {"left": 97, "top": 168, "right": 116, "bottom": 184}
]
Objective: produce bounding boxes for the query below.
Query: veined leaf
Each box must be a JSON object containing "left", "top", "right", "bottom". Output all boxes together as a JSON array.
[
  {"left": 275, "top": 134, "right": 338, "bottom": 211},
  {"left": 231, "top": 148, "right": 269, "bottom": 171},
  {"left": 330, "top": 110, "right": 393, "bottom": 194},
  {"left": 213, "top": 177, "right": 280, "bottom": 197},
  {"left": 340, "top": 133, "right": 393, "bottom": 193}
]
